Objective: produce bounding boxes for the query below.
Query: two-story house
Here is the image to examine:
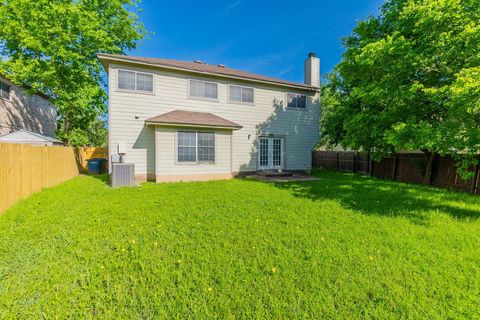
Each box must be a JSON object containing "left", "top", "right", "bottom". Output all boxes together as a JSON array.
[
  {"left": 98, "top": 53, "right": 320, "bottom": 182},
  {"left": 0, "top": 73, "right": 58, "bottom": 144}
]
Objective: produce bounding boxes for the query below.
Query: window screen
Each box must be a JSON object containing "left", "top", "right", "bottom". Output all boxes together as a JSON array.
[
  {"left": 118, "top": 70, "right": 153, "bottom": 92},
  {"left": 189, "top": 80, "right": 204, "bottom": 97},
  {"left": 198, "top": 132, "right": 215, "bottom": 162},
  {"left": 189, "top": 80, "right": 218, "bottom": 99},
  {"left": 229, "top": 85, "right": 254, "bottom": 104},
  {"left": 136, "top": 73, "right": 153, "bottom": 92},
  {"left": 118, "top": 70, "right": 136, "bottom": 90},
  {"left": 178, "top": 131, "right": 197, "bottom": 162}
]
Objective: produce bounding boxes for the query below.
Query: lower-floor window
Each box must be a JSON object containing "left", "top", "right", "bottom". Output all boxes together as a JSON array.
[{"left": 177, "top": 131, "right": 215, "bottom": 163}]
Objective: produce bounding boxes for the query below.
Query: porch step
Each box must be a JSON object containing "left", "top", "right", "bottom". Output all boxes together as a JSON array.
[{"left": 256, "top": 170, "right": 293, "bottom": 177}]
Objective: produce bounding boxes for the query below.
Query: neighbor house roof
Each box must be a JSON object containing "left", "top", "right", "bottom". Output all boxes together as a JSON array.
[
  {"left": 0, "top": 73, "right": 52, "bottom": 101},
  {"left": 0, "top": 129, "right": 62, "bottom": 144},
  {"left": 97, "top": 53, "right": 317, "bottom": 91},
  {"left": 145, "top": 110, "right": 242, "bottom": 130}
]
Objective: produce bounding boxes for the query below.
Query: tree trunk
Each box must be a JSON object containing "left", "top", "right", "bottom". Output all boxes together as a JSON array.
[{"left": 423, "top": 151, "right": 434, "bottom": 186}]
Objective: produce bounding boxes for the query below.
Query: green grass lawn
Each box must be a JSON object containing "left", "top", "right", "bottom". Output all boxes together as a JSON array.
[{"left": 1, "top": 170, "right": 479, "bottom": 319}]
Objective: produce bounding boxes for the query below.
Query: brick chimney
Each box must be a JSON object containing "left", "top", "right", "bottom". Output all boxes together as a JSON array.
[{"left": 304, "top": 52, "right": 320, "bottom": 88}]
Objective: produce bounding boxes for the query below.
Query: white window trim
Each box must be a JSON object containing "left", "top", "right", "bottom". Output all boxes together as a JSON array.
[
  {"left": 187, "top": 79, "right": 219, "bottom": 102},
  {"left": 175, "top": 130, "right": 217, "bottom": 165},
  {"left": 228, "top": 84, "right": 255, "bottom": 105},
  {"left": 116, "top": 69, "right": 155, "bottom": 94},
  {"left": 0, "top": 80, "right": 11, "bottom": 101},
  {"left": 286, "top": 92, "right": 307, "bottom": 109}
]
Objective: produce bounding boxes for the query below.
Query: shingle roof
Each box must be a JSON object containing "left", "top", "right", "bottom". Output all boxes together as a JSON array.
[
  {"left": 97, "top": 53, "right": 317, "bottom": 91},
  {"left": 145, "top": 110, "right": 242, "bottom": 130}
]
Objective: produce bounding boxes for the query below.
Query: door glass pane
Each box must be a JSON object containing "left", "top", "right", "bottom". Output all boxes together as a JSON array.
[
  {"left": 259, "top": 138, "right": 269, "bottom": 167},
  {"left": 273, "top": 139, "right": 282, "bottom": 166}
]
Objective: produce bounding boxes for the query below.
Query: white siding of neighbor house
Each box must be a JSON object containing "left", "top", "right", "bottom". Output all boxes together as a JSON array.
[
  {"left": 108, "top": 62, "right": 320, "bottom": 179},
  {"left": 155, "top": 127, "right": 232, "bottom": 177},
  {"left": 0, "top": 76, "right": 57, "bottom": 137}
]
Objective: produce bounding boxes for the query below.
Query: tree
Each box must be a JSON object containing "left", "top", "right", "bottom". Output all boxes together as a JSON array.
[
  {"left": 60, "top": 116, "right": 108, "bottom": 147},
  {"left": 321, "top": 0, "right": 480, "bottom": 181},
  {"left": 0, "top": 0, "right": 146, "bottom": 145}
]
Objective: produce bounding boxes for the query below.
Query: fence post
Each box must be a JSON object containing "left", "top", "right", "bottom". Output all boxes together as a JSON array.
[
  {"left": 472, "top": 164, "right": 479, "bottom": 194},
  {"left": 336, "top": 152, "right": 340, "bottom": 171},
  {"left": 368, "top": 154, "right": 373, "bottom": 176},
  {"left": 392, "top": 154, "right": 398, "bottom": 181},
  {"left": 351, "top": 152, "right": 355, "bottom": 173}
]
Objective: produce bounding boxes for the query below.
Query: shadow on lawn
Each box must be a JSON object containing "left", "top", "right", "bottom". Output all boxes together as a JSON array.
[
  {"left": 86, "top": 173, "right": 110, "bottom": 185},
  {"left": 275, "top": 170, "right": 480, "bottom": 224}
]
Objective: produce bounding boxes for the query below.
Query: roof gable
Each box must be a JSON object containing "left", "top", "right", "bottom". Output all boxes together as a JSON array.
[{"left": 0, "top": 130, "right": 61, "bottom": 143}]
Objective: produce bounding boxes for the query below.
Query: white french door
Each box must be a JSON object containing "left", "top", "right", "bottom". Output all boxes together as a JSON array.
[{"left": 258, "top": 137, "right": 284, "bottom": 170}]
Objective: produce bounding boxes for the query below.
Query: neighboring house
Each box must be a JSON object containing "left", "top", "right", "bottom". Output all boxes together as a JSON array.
[
  {"left": 0, "top": 74, "right": 57, "bottom": 138},
  {"left": 98, "top": 52, "right": 320, "bottom": 182},
  {"left": 0, "top": 129, "right": 63, "bottom": 146}
]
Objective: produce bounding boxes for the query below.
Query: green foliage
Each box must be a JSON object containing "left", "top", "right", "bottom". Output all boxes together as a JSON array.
[
  {"left": 57, "top": 116, "right": 108, "bottom": 147},
  {"left": 1, "top": 171, "right": 480, "bottom": 318},
  {"left": 321, "top": 0, "right": 480, "bottom": 177},
  {"left": 0, "top": 0, "right": 145, "bottom": 145}
]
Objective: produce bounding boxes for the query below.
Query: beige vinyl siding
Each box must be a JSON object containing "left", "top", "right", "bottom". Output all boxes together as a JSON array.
[{"left": 108, "top": 62, "right": 319, "bottom": 178}]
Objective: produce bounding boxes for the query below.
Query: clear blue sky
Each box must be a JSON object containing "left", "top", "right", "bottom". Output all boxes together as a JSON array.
[{"left": 128, "top": 0, "right": 384, "bottom": 84}]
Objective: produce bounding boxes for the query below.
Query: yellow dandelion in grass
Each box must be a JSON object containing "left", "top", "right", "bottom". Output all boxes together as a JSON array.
[
  {"left": 100, "top": 266, "right": 104, "bottom": 269},
  {"left": 121, "top": 248, "right": 126, "bottom": 252},
  {"left": 132, "top": 239, "right": 136, "bottom": 244},
  {"left": 207, "top": 287, "right": 213, "bottom": 292},
  {"left": 130, "top": 224, "right": 134, "bottom": 227},
  {"left": 272, "top": 267, "right": 277, "bottom": 273},
  {"left": 255, "top": 219, "right": 259, "bottom": 222},
  {"left": 252, "top": 246, "right": 256, "bottom": 249},
  {"left": 177, "top": 259, "right": 182, "bottom": 264},
  {"left": 154, "top": 242, "right": 158, "bottom": 246}
]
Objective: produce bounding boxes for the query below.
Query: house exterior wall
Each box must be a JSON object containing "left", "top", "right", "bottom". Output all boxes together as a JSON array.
[
  {"left": 0, "top": 76, "right": 57, "bottom": 137},
  {"left": 108, "top": 62, "right": 320, "bottom": 181}
]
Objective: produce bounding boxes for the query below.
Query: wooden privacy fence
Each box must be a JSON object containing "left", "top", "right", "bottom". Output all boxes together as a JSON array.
[
  {"left": 0, "top": 143, "right": 108, "bottom": 213},
  {"left": 313, "top": 151, "right": 480, "bottom": 195}
]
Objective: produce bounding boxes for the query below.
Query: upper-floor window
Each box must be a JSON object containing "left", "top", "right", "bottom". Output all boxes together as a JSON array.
[
  {"left": 118, "top": 70, "right": 154, "bottom": 93},
  {"left": 287, "top": 92, "right": 306, "bottom": 109},
  {"left": 189, "top": 80, "right": 218, "bottom": 100},
  {"left": 229, "top": 85, "right": 254, "bottom": 104},
  {"left": 0, "top": 81, "right": 10, "bottom": 100}
]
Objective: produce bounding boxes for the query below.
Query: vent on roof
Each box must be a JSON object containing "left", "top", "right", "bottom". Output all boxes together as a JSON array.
[
  {"left": 194, "top": 60, "right": 203, "bottom": 64},
  {"left": 217, "top": 64, "right": 226, "bottom": 68}
]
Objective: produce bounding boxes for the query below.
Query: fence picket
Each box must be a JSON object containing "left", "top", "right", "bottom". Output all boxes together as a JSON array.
[
  {"left": 313, "top": 150, "right": 479, "bottom": 195},
  {"left": 0, "top": 143, "right": 107, "bottom": 214}
]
